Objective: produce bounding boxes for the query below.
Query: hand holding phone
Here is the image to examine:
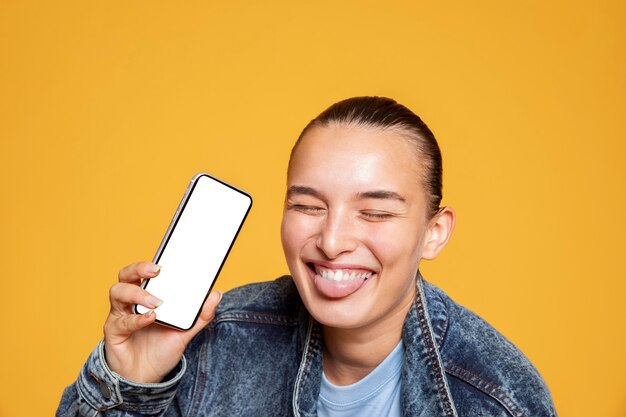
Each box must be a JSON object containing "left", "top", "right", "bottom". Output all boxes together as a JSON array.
[{"left": 103, "top": 173, "right": 252, "bottom": 383}]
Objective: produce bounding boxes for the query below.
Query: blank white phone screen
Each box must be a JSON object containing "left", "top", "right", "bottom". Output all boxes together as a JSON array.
[{"left": 136, "top": 175, "right": 251, "bottom": 330}]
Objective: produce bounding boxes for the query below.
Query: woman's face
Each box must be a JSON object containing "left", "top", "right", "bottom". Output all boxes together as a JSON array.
[{"left": 281, "top": 123, "right": 434, "bottom": 330}]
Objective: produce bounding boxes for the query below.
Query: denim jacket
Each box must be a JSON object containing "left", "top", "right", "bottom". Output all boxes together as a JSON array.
[{"left": 58, "top": 275, "right": 557, "bottom": 416}]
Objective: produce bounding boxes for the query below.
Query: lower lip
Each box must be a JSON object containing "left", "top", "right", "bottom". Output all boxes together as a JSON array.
[{"left": 309, "top": 268, "right": 372, "bottom": 298}]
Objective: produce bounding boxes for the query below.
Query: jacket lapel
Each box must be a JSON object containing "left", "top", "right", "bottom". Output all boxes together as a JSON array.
[{"left": 401, "top": 276, "right": 458, "bottom": 417}]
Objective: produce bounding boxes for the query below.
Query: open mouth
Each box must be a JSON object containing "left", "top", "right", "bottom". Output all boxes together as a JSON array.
[
  {"left": 307, "top": 262, "right": 373, "bottom": 281},
  {"left": 305, "top": 262, "right": 374, "bottom": 298}
]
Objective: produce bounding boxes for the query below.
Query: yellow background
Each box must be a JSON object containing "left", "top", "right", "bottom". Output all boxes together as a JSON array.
[{"left": 1, "top": 1, "right": 624, "bottom": 416}]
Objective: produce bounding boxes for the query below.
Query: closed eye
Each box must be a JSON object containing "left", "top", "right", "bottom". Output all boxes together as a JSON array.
[
  {"left": 360, "top": 211, "right": 396, "bottom": 221},
  {"left": 287, "top": 204, "right": 326, "bottom": 215}
]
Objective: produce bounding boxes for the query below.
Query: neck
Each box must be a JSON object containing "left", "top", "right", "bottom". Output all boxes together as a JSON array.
[{"left": 321, "top": 288, "right": 415, "bottom": 386}]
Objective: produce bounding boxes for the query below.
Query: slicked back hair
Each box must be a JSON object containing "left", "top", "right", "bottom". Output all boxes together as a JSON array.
[{"left": 289, "top": 96, "right": 443, "bottom": 217}]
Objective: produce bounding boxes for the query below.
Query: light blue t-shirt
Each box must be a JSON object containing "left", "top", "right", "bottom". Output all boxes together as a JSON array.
[{"left": 317, "top": 341, "right": 403, "bottom": 417}]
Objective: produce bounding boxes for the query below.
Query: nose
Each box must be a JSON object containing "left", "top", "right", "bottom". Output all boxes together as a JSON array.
[{"left": 316, "top": 209, "right": 358, "bottom": 259}]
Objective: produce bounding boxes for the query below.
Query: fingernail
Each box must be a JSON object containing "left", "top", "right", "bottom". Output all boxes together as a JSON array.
[
  {"left": 145, "top": 309, "right": 154, "bottom": 317},
  {"left": 147, "top": 295, "right": 163, "bottom": 308},
  {"left": 216, "top": 290, "right": 223, "bottom": 302},
  {"left": 152, "top": 264, "right": 162, "bottom": 273}
]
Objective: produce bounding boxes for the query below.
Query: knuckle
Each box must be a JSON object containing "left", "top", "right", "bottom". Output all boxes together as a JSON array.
[
  {"left": 109, "top": 283, "right": 119, "bottom": 300},
  {"left": 117, "top": 264, "right": 131, "bottom": 281},
  {"left": 109, "top": 283, "right": 138, "bottom": 304},
  {"left": 109, "top": 282, "right": 125, "bottom": 298},
  {"left": 118, "top": 261, "right": 144, "bottom": 281}
]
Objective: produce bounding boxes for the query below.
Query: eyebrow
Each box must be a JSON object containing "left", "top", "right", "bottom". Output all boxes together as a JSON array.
[
  {"left": 356, "top": 190, "right": 406, "bottom": 202},
  {"left": 287, "top": 186, "right": 322, "bottom": 198},
  {"left": 287, "top": 186, "right": 406, "bottom": 202}
]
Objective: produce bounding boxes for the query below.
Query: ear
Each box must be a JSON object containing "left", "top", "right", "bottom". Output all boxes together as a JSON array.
[{"left": 421, "top": 207, "right": 456, "bottom": 260}]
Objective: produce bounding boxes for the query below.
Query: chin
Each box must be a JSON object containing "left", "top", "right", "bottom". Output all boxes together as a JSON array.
[{"left": 309, "top": 304, "right": 372, "bottom": 329}]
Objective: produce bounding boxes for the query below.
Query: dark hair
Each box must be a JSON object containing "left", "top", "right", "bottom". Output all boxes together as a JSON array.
[{"left": 289, "top": 96, "right": 443, "bottom": 217}]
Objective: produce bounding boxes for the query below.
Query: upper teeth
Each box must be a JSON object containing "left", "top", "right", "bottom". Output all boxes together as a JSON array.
[{"left": 316, "top": 267, "right": 373, "bottom": 282}]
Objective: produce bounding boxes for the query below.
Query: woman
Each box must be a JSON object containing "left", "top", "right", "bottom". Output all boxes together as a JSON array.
[{"left": 58, "top": 97, "right": 556, "bottom": 416}]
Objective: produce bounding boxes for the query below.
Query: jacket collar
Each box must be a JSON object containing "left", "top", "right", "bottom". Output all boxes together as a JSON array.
[{"left": 292, "top": 273, "right": 458, "bottom": 417}]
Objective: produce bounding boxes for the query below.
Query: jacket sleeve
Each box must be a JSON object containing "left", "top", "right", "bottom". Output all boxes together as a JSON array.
[{"left": 56, "top": 341, "right": 186, "bottom": 417}]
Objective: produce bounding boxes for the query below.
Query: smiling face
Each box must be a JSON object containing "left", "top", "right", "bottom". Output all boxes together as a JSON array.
[{"left": 281, "top": 123, "right": 438, "bottom": 330}]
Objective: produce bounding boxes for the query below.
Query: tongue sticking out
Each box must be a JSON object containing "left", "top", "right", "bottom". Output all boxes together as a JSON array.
[{"left": 313, "top": 273, "right": 368, "bottom": 298}]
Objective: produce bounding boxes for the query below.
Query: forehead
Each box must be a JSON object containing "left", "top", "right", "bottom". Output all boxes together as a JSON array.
[{"left": 288, "top": 124, "right": 424, "bottom": 198}]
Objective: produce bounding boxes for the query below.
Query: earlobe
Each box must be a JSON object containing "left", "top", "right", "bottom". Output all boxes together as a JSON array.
[{"left": 422, "top": 207, "right": 456, "bottom": 260}]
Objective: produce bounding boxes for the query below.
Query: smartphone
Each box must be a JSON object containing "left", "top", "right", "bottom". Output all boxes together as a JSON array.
[{"left": 134, "top": 173, "right": 252, "bottom": 330}]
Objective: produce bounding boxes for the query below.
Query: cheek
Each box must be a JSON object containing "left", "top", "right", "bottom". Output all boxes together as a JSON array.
[
  {"left": 281, "top": 213, "right": 317, "bottom": 257},
  {"left": 366, "top": 224, "right": 425, "bottom": 271}
]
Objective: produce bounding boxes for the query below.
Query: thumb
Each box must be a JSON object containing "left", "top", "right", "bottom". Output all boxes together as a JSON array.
[{"left": 182, "top": 290, "right": 222, "bottom": 343}]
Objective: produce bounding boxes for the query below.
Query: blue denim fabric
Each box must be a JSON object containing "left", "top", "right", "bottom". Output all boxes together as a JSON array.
[{"left": 58, "top": 275, "right": 557, "bottom": 416}]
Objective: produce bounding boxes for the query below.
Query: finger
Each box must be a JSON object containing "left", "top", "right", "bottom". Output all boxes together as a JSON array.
[
  {"left": 118, "top": 261, "right": 161, "bottom": 284},
  {"left": 181, "top": 290, "right": 222, "bottom": 343},
  {"left": 109, "top": 282, "right": 164, "bottom": 313},
  {"left": 105, "top": 308, "right": 157, "bottom": 342},
  {"left": 197, "top": 290, "right": 222, "bottom": 324}
]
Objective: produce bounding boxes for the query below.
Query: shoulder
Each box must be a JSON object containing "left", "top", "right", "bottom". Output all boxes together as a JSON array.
[
  {"left": 213, "top": 275, "right": 303, "bottom": 326},
  {"left": 422, "top": 281, "right": 556, "bottom": 417},
  {"left": 185, "top": 276, "right": 304, "bottom": 372},
  {"left": 180, "top": 277, "right": 305, "bottom": 415}
]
